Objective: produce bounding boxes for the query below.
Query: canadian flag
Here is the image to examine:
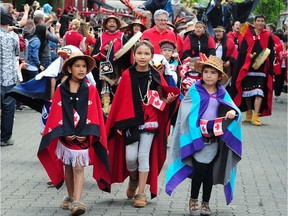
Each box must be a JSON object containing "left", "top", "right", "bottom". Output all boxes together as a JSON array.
[
  {"left": 73, "top": 109, "right": 80, "bottom": 128},
  {"left": 213, "top": 117, "right": 224, "bottom": 136},
  {"left": 200, "top": 119, "right": 209, "bottom": 137},
  {"left": 148, "top": 90, "right": 166, "bottom": 111}
]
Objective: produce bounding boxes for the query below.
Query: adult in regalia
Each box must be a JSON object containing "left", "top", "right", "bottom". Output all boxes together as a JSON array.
[
  {"left": 182, "top": 21, "right": 216, "bottom": 60},
  {"left": 213, "top": 26, "right": 238, "bottom": 86},
  {"left": 227, "top": 21, "right": 243, "bottom": 51},
  {"left": 91, "top": 15, "right": 130, "bottom": 114},
  {"left": 229, "top": 14, "right": 274, "bottom": 126}
]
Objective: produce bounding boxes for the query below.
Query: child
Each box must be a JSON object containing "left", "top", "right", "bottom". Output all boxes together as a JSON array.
[
  {"left": 37, "top": 52, "right": 111, "bottom": 216},
  {"left": 159, "top": 40, "right": 179, "bottom": 85},
  {"left": 181, "top": 57, "right": 201, "bottom": 95},
  {"left": 106, "top": 40, "right": 180, "bottom": 208},
  {"left": 166, "top": 55, "right": 243, "bottom": 216}
]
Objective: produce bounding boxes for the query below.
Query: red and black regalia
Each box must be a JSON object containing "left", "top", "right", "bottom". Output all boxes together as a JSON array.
[
  {"left": 91, "top": 30, "right": 130, "bottom": 95},
  {"left": 218, "top": 37, "right": 238, "bottom": 64},
  {"left": 215, "top": 37, "right": 238, "bottom": 84},
  {"left": 37, "top": 78, "right": 111, "bottom": 191},
  {"left": 229, "top": 25, "right": 274, "bottom": 116},
  {"left": 182, "top": 31, "right": 216, "bottom": 60},
  {"left": 227, "top": 31, "right": 243, "bottom": 51},
  {"left": 106, "top": 64, "right": 180, "bottom": 199}
]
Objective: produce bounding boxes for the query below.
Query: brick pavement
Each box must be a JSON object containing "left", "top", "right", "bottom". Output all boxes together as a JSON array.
[{"left": 1, "top": 98, "right": 287, "bottom": 216}]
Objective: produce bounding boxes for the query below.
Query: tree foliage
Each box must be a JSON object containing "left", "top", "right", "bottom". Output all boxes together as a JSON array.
[{"left": 253, "top": 0, "right": 286, "bottom": 24}]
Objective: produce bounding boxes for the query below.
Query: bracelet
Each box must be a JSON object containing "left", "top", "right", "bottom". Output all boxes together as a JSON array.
[{"left": 55, "top": 31, "right": 59, "bottom": 33}]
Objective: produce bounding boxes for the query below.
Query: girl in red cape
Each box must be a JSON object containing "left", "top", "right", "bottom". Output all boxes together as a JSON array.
[
  {"left": 106, "top": 40, "right": 180, "bottom": 208},
  {"left": 37, "top": 52, "right": 111, "bottom": 216}
]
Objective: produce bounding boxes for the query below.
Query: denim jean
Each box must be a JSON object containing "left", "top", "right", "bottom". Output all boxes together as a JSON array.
[{"left": 1, "top": 85, "right": 16, "bottom": 142}]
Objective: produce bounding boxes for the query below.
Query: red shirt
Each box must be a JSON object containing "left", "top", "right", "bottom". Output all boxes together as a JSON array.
[
  {"left": 65, "top": 31, "right": 84, "bottom": 49},
  {"left": 141, "top": 26, "right": 177, "bottom": 54}
]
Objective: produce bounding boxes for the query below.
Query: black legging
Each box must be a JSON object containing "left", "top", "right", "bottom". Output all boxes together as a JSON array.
[
  {"left": 274, "top": 67, "right": 286, "bottom": 97},
  {"left": 190, "top": 157, "right": 215, "bottom": 203}
]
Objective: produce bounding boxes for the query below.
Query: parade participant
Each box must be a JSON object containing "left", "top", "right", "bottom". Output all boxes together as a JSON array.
[
  {"left": 119, "top": 20, "right": 129, "bottom": 36},
  {"left": 106, "top": 40, "right": 180, "bottom": 207},
  {"left": 152, "top": 53, "right": 178, "bottom": 87},
  {"left": 266, "top": 23, "right": 284, "bottom": 104},
  {"left": 127, "top": 19, "right": 146, "bottom": 40},
  {"left": 59, "top": 7, "right": 71, "bottom": 38},
  {"left": 159, "top": 39, "right": 178, "bottom": 76},
  {"left": 141, "top": 9, "right": 177, "bottom": 54},
  {"left": 227, "top": 21, "right": 243, "bottom": 51},
  {"left": 274, "top": 32, "right": 287, "bottom": 103},
  {"left": 180, "top": 57, "right": 201, "bottom": 95},
  {"left": 182, "top": 21, "right": 216, "bottom": 60},
  {"left": 37, "top": 52, "right": 111, "bottom": 216},
  {"left": 78, "top": 21, "right": 96, "bottom": 55},
  {"left": 166, "top": 55, "right": 242, "bottom": 216},
  {"left": 127, "top": 19, "right": 147, "bottom": 64},
  {"left": 91, "top": 15, "right": 129, "bottom": 114},
  {"left": 229, "top": 14, "right": 274, "bottom": 126},
  {"left": 0, "top": 7, "right": 20, "bottom": 147},
  {"left": 7, "top": 46, "right": 96, "bottom": 132},
  {"left": 63, "top": 19, "right": 86, "bottom": 53},
  {"left": 213, "top": 26, "right": 238, "bottom": 86}
]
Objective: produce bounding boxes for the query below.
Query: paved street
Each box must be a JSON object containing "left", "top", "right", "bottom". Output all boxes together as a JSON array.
[{"left": 1, "top": 97, "right": 287, "bottom": 216}]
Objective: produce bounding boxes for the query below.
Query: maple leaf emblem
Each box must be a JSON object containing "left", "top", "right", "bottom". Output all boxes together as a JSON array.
[
  {"left": 214, "top": 123, "right": 220, "bottom": 130},
  {"left": 153, "top": 91, "right": 158, "bottom": 97},
  {"left": 201, "top": 126, "right": 206, "bottom": 132},
  {"left": 154, "top": 99, "right": 160, "bottom": 106}
]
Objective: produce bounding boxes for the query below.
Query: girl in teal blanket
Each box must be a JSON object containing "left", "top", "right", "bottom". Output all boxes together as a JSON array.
[{"left": 166, "top": 55, "right": 242, "bottom": 216}]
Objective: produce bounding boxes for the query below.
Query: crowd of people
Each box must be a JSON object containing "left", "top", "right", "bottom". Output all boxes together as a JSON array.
[{"left": 0, "top": 1, "right": 287, "bottom": 216}]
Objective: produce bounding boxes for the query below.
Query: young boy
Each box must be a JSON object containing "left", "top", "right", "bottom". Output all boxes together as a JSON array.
[
  {"left": 166, "top": 55, "right": 243, "bottom": 216},
  {"left": 159, "top": 40, "right": 179, "bottom": 85}
]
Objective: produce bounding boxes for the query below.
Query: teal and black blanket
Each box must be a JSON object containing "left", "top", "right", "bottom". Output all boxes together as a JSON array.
[{"left": 166, "top": 81, "right": 242, "bottom": 205}]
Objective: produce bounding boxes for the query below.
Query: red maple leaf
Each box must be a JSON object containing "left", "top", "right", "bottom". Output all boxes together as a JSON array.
[
  {"left": 154, "top": 100, "right": 160, "bottom": 106},
  {"left": 201, "top": 126, "right": 206, "bottom": 132},
  {"left": 214, "top": 123, "right": 220, "bottom": 130},
  {"left": 153, "top": 91, "right": 158, "bottom": 97}
]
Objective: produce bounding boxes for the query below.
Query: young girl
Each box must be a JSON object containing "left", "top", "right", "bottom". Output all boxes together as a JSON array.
[
  {"left": 106, "top": 41, "right": 180, "bottom": 207},
  {"left": 37, "top": 52, "right": 111, "bottom": 216},
  {"left": 181, "top": 57, "right": 201, "bottom": 95},
  {"left": 166, "top": 55, "right": 243, "bottom": 216}
]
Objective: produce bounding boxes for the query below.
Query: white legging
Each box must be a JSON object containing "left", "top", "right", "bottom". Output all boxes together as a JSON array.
[{"left": 125, "top": 132, "right": 155, "bottom": 172}]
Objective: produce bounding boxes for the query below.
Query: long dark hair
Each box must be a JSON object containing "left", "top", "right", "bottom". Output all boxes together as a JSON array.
[
  {"left": 34, "top": 24, "right": 47, "bottom": 54},
  {"left": 214, "top": 31, "right": 227, "bottom": 47}
]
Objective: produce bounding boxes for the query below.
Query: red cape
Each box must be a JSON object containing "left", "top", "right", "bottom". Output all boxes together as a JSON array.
[
  {"left": 230, "top": 26, "right": 274, "bottom": 116},
  {"left": 106, "top": 65, "right": 180, "bottom": 198},
  {"left": 225, "top": 38, "right": 238, "bottom": 62},
  {"left": 274, "top": 36, "right": 283, "bottom": 75},
  {"left": 227, "top": 31, "right": 243, "bottom": 50},
  {"left": 38, "top": 79, "right": 111, "bottom": 191}
]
